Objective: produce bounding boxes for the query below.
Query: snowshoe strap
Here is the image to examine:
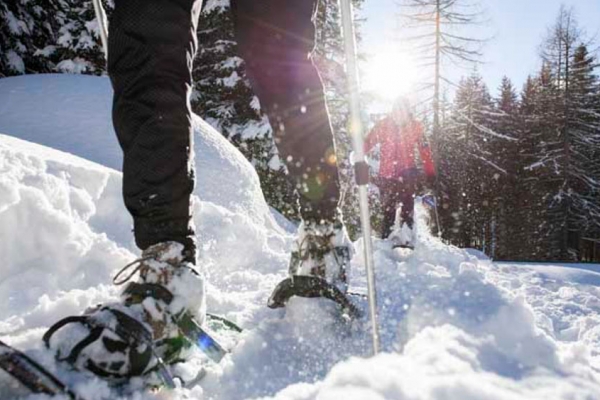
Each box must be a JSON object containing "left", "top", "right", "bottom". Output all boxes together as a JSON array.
[
  {"left": 267, "top": 275, "right": 362, "bottom": 319},
  {"left": 42, "top": 308, "right": 165, "bottom": 381},
  {"left": 43, "top": 316, "right": 92, "bottom": 349},
  {"left": 64, "top": 326, "right": 104, "bottom": 366}
]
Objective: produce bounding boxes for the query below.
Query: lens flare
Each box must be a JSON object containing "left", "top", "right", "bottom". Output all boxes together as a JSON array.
[{"left": 363, "top": 49, "right": 419, "bottom": 100}]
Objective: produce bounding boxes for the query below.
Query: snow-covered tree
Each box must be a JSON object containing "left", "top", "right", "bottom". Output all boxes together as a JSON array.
[
  {"left": 531, "top": 8, "right": 600, "bottom": 259},
  {"left": 0, "top": 0, "right": 110, "bottom": 77},
  {"left": 488, "top": 77, "right": 523, "bottom": 259},
  {"left": 312, "top": 0, "right": 370, "bottom": 237},
  {"left": 53, "top": 0, "right": 110, "bottom": 75},
  {"left": 0, "top": 0, "right": 60, "bottom": 75},
  {"left": 439, "top": 72, "right": 516, "bottom": 251},
  {"left": 514, "top": 76, "right": 540, "bottom": 259},
  {"left": 562, "top": 45, "right": 600, "bottom": 253}
]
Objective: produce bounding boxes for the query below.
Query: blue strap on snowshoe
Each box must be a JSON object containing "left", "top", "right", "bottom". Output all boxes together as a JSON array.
[{"left": 123, "top": 282, "right": 231, "bottom": 363}]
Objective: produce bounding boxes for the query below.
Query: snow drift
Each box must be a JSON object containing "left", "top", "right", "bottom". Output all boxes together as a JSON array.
[{"left": 0, "top": 74, "right": 600, "bottom": 399}]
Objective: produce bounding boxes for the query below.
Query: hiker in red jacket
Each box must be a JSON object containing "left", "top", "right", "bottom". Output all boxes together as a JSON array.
[{"left": 364, "top": 98, "right": 436, "bottom": 241}]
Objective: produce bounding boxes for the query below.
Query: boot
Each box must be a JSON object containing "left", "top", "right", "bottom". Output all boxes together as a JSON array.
[
  {"left": 288, "top": 217, "right": 353, "bottom": 293},
  {"left": 44, "top": 242, "right": 205, "bottom": 380}
]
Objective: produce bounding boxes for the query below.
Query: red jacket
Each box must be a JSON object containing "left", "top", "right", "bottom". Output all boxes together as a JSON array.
[{"left": 364, "top": 117, "right": 436, "bottom": 179}]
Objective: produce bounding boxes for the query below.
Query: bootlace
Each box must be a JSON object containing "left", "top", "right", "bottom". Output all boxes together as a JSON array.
[
  {"left": 112, "top": 242, "right": 182, "bottom": 286},
  {"left": 112, "top": 256, "right": 155, "bottom": 286}
]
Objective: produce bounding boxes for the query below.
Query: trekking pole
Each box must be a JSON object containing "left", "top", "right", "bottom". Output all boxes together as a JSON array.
[
  {"left": 432, "top": 193, "right": 442, "bottom": 237},
  {"left": 92, "top": 0, "right": 109, "bottom": 59},
  {"left": 339, "top": 0, "right": 380, "bottom": 355}
]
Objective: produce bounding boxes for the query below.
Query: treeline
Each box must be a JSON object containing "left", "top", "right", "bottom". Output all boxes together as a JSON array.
[{"left": 437, "top": 8, "right": 600, "bottom": 261}]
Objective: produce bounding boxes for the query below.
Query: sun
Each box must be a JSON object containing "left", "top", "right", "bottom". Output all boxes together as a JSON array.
[{"left": 362, "top": 48, "right": 419, "bottom": 101}]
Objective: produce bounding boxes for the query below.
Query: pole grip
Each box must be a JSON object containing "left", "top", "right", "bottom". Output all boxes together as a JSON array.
[{"left": 354, "top": 161, "right": 370, "bottom": 186}]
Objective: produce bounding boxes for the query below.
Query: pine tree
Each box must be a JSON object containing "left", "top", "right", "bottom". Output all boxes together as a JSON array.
[
  {"left": 53, "top": 0, "right": 109, "bottom": 75},
  {"left": 534, "top": 7, "right": 599, "bottom": 260},
  {"left": 566, "top": 45, "right": 600, "bottom": 249},
  {"left": 525, "top": 63, "right": 564, "bottom": 260},
  {"left": 0, "top": 0, "right": 61, "bottom": 76},
  {"left": 489, "top": 77, "right": 522, "bottom": 259},
  {"left": 440, "top": 72, "right": 511, "bottom": 251},
  {"left": 514, "top": 75, "right": 548, "bottom": 259}
]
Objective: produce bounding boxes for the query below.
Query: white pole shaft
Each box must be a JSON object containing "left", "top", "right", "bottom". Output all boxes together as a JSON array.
[
  {"left": 433, "top": 195, "right": 442, "bottom": 237},
  {"left": 339, "top": 0, "right": 380, "bottom": 355},
  {"left": 92, "top": 0, "right": 109, "bottom": 59}
]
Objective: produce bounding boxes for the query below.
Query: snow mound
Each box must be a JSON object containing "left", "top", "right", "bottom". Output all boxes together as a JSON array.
[
  {"left": 0, "top": 74, "right": 120, "bottom": 170},
  {"left": 0, "top": 74, "right": 283, "bottom": 233},
  {"left": 0, "top": 134, "right": 132, "bottom": 335}
]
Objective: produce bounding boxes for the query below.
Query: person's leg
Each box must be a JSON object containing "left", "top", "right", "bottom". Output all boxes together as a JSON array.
[
  {"left": 231, "top": 0, "right": 340, "bottom": 222},
  {"left": 45, "top": 0, "right": 206, "bottom": 379},
  {"left": 380, "top": 178, "right": 402, "bottom": 238},
  {"left": 109, "top": 0, "right": 203, "bottom": 261},
  {"left": 399, "top": 174, "right": 416, "bottom": 229}
]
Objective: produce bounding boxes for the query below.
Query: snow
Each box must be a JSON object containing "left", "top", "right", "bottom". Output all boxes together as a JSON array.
[
  {"left": 219, "top": 71, "right": 240, "bottom": 87},
  {"left": 6, "top": 50, "right": 25, "bottom": 74},
  {"left": 5, "top": 10, "right": 27, "bottom": 35},
  {"left": 203, "top": 0, "right": 230, "bottom": 13},
  {"left": 56, "top": 58, "right": 95, "bottom": 74},
  {"left": 33, "top": 45, "right": 57, "bottom": 58},
  {"left": 268, "top": 153, "right": 283, "bottom": 171},
  {"left": 0, "top": 74, "right": 600, "bottom": 399},
  {"left": 0, "top": 74, "right": 120, "bottom": 170}
]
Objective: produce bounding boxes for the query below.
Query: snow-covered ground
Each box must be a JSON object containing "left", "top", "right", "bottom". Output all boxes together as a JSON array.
[{"left": 1, "top": 74, "right": 600, "bottom": 399}]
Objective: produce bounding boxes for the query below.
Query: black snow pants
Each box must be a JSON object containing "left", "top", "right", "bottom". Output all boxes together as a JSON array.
[
  {"left": 378, "top": 172, "right": 418, "bottom": 239},
  {"left": 108, "top": 0, "right": 340, "bottom": 257}
]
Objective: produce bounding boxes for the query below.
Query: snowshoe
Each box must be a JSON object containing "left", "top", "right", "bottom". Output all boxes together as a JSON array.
[
  {"left": 43, "top": 241, "right": 211, "bottom": 385},
  {"left": 268, "top": 216, "right": 361, "bottom": 319},
  {"left": 269, "top": 275, "right": 361, "bottom": 319},
  {"left": 0, "top": 312, "right": 242, "bottom": 399}
]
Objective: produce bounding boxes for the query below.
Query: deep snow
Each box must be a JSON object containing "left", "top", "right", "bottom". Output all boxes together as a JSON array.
[{"left": 0, "top": 74, "right": 600, "bottom": 399}]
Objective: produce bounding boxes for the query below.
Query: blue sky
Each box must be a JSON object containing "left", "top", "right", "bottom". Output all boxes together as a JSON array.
[{"left": 359, "top": 0, "right": 600, "bottom": 97}]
